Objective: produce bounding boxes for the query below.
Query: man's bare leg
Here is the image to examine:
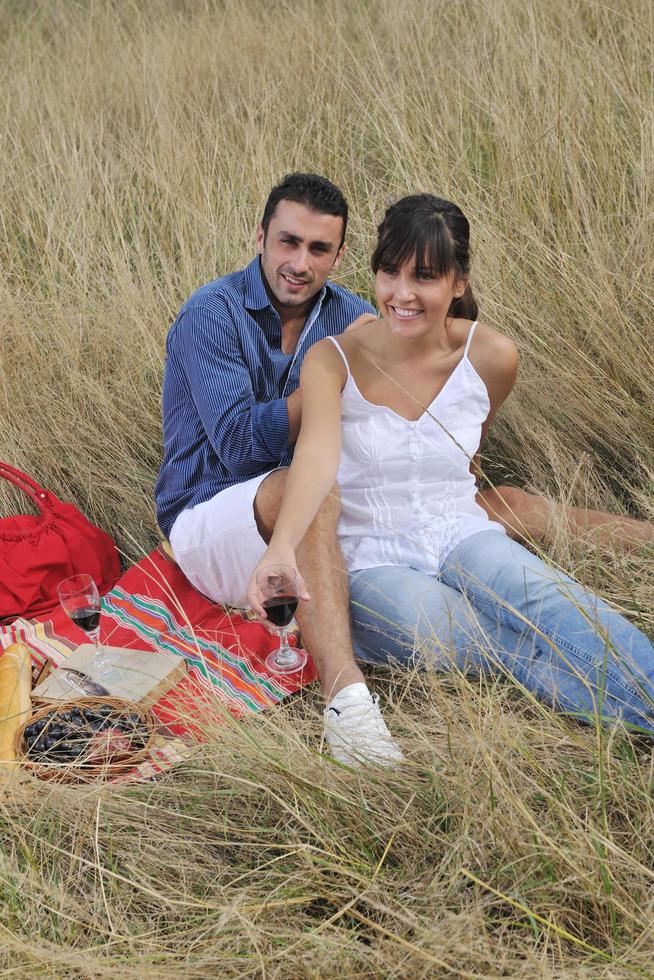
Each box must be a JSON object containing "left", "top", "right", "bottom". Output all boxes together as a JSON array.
[
  {"left": 253, "top": 468, "right": 364, "bottom": 701},
  {"left": 478, "top": 486, "right": 654, "bottom": 550}
]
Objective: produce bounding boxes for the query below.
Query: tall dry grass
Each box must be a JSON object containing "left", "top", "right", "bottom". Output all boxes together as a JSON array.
[{"left": 1, "top": 0, "right": 653, "bottom": 975}]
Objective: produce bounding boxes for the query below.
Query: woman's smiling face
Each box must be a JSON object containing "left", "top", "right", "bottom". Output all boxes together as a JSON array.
[{"left": 374, "top": 258, "right": 466, "bottom": 338}]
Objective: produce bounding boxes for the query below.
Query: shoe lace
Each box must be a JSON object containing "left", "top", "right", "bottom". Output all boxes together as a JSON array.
[{"left": 326, "top": 694, "right": 386, "bottom": 737}]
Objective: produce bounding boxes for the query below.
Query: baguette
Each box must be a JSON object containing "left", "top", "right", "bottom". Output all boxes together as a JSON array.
[{"left": 0, "top": 642, "right": 33, "bottom": 786}]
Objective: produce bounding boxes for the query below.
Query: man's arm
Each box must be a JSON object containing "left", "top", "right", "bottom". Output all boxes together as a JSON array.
[
  {"left": 173, "top": 303, "right": 293, "bottom": 475},
  {"left": 286, "top": 387, "right": 302, "bottom": 445}
]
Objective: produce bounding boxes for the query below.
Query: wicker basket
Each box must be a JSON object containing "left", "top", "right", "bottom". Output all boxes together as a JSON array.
[{"left": 15, "top": 697, "right": 156, "bottom": 784}]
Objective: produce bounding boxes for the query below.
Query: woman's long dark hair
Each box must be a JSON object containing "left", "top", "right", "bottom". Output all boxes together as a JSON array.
[{"left": 371, "top": 194, "right": 478, "bottom": 320}]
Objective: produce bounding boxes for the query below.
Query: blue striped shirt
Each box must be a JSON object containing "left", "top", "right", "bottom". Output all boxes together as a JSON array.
[{"left": 155, "top": 256, "right": 374, "bottom": 536}]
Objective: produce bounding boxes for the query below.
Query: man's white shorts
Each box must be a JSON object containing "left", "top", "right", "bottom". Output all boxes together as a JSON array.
[{"left": 168, "top": 473, "right": 270, "bottom": 607}]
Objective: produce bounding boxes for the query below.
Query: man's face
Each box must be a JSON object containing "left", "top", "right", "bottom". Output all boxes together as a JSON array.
[{"left": 256, "top": 200, "right": 345, "bottom": 317}]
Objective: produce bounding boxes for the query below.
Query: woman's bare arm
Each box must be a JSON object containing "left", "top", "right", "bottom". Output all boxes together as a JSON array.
[{"left": 246, "top": 341, "right": 346, "bottom": 615}]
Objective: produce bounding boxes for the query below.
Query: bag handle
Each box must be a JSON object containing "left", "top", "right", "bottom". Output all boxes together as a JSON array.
[
  {"left": 0, "top": 461, "right": 50, "bottom": 504},
  {"left": 0, "top": 462, "right": 55, "bottom": 541}
]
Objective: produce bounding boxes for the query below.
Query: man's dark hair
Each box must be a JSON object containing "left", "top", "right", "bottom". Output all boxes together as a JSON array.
[{"left": 261, "top": 173, "right": 348, "bottom": 249}]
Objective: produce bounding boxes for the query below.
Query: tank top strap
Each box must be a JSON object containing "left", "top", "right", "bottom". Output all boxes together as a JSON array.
[
  {"left": 463, "top": 320, "right": 478, "bottom": 359},
  {"left": 325, "top": 335, "right": 351, "bottom": 377}
]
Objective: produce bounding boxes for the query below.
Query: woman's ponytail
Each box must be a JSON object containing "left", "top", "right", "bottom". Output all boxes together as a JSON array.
[{"left": 449, "top": 284, "right": 478, "bottom": 320}]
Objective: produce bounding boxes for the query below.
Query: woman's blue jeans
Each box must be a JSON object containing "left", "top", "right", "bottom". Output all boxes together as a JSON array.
[{"left": 349, "top": 530, "right": 654, "bottom": 732}]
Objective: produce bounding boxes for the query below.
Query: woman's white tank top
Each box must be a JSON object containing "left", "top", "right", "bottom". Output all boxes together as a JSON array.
[{"left": 326, "top": 323, "right": 505, "bottom": 574}]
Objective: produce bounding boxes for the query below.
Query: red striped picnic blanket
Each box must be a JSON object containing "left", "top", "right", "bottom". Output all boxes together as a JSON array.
[{"left": 1, "top": 548, "right": 317, "bottom": 782}]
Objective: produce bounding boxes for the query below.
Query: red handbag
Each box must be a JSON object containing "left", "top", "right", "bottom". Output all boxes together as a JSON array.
[{"left": 0, "top": 461, "right": 121, "bottom": 623}]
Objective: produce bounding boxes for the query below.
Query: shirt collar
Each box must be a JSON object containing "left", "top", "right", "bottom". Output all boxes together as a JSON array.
[{"left": 243, "top": 256, "right": 333, "bottom": 314}]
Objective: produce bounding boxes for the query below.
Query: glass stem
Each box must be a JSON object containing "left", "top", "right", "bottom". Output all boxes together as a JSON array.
[
  {"left": 277, "top": 628, "right": 294, "bottom": 665},
  {"left": 88, "top": 626, "right": 108, "bottom": 670}
]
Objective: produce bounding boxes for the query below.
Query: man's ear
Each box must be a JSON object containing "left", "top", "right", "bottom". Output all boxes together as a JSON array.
[
  {"left": 255, "top": 224, "right": 265, "bottom": 254},
  {"left": 332, "top": 241, "right": 347, "bottom": 269}
]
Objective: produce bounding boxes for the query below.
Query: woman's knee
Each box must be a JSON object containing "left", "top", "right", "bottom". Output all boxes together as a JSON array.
[
  {"left": 349, "top": 564, "right": 487, "bottom": 669},
  {"left": 350, "top": 566, "right": 435, "bottom": 666}
]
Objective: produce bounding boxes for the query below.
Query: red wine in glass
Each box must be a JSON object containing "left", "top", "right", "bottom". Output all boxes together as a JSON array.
[
  {"left": 256, "top": 565, "right": 307, "bottom": 674},
  {"left": 262, "top": 595, "right": 299, "bottom": 629},
  {"left": 70, "top": 607, "right": 101, "bottom": 634}
]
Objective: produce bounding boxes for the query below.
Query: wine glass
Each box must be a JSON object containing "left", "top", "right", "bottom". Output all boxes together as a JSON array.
[
  {"left": 57, "top": 573, "right": 110, "bottom": 693},
  {"left": 257, "top": 564, "right": 308, "bottom": 674}
]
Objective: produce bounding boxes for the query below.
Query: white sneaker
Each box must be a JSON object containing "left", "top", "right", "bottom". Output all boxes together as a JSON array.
[{"left": 323, "top": 684, "right": 404, "bottom": 767}]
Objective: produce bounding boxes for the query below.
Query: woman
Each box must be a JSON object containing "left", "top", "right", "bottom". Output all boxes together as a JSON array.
[{"left": 247, "top": 194, "right": 654, "bottom": 736}]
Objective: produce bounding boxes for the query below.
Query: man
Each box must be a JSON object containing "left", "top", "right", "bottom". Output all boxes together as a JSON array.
[{"left": 156, "top": 172, "right": 652, "bottom": 766}]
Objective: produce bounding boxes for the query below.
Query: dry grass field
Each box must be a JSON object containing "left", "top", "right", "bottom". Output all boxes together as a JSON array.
[{"left": 1, "top": 0, "right": 653, "bottom": 975}]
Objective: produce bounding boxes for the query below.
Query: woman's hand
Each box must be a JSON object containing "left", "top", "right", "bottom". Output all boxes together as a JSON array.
[{"left": 246, "top": 542, "right": 310, "bottom": 621}]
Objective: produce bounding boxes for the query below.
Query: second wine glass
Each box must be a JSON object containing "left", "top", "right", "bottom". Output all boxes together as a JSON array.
[
  {"left": 256, "top": 564, "right": 308, "bottom": 674},
  {"left": 57, "top": 573, "right": 111, "bottom": 694}
]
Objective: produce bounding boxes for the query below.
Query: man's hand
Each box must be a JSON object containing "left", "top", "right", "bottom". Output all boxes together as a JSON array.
[{"left": 344, "top": 313, "right": 379, "bottom": 333}]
